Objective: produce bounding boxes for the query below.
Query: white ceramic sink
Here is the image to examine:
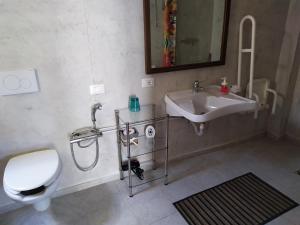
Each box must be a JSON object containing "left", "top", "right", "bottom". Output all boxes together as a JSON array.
[{"left": 165, "top": 86, "right": 257, "bottom": 123}]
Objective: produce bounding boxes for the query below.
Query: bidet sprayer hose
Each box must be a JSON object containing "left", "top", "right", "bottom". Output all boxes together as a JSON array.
[{"left": 70, "top": 138, "right": 99, "bottom": 172}]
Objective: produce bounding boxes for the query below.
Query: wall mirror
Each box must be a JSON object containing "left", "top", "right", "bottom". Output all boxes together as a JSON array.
[{"left": 144, "top": 0, "right": 231, "bottom": 74}]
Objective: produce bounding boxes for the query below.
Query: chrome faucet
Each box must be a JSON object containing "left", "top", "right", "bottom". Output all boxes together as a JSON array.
[
  {"left": 193, "top": 80, "right": 204, "bottom": 93},
  {"left": 91, "top": 103, "right": 102, "bottom": 129}
]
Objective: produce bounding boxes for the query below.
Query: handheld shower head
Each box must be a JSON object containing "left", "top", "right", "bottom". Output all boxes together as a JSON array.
[{"left": 91, "top": 103, "right": 102, "bottom": 128}]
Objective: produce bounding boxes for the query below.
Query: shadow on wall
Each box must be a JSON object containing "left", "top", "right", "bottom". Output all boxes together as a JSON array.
[{"left": 286, "top": 36, "right": 300, "bottom": 139}]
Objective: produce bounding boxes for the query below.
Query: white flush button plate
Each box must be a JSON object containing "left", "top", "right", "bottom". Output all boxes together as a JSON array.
[{"left": 0, "top": 69, "right": 39, "bottom": 96}]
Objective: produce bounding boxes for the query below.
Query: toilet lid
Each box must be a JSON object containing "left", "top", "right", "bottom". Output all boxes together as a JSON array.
[{"left": 3, "top": 149, "right": 61, "bottom": 192}]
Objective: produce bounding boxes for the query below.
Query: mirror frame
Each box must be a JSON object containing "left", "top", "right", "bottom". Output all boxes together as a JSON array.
[{"left": 143, "top": 0, "right": 231, "bottom": 74}]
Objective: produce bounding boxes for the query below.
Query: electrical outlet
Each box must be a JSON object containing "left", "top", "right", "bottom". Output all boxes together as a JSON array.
[
  {"left": 142, "top": 78, "right": 154, "bottom": 88},
  {"left": 90, "top": 84, "right": 105, "bottom": 95}
]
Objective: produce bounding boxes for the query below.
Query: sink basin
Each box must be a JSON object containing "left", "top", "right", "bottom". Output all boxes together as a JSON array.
[{"left": 165, "top": 86, "right": 257, "bottom": 123}]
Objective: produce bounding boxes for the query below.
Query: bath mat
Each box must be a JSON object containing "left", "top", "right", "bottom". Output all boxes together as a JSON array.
[{"left": 174, "top": 173, "right": 298, "bottom": 225}]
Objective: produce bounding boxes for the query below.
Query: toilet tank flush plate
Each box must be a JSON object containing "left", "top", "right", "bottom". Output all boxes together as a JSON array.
[{"left": 0, "top": 69, "right": 39, "bottom": 96}]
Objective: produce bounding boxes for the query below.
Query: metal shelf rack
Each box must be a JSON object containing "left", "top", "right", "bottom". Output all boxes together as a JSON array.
[{"left": 115, "top": 104, "right": 169, "bottom": 197}]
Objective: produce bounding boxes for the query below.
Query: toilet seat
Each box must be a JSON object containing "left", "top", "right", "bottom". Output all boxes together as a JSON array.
[
  {"left": 3, "top": 149, "right": 62, "bottom": 211},
  {"left": 4, "top": 175, "right": 61, "bottom": 203},
  {"left": 3, "top": 149, "right": 61, "bottom": 193}
]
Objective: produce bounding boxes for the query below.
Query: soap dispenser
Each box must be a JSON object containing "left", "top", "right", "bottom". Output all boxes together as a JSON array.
[{"left": 220, "top": 77, "right": 229, "bottom": 94}]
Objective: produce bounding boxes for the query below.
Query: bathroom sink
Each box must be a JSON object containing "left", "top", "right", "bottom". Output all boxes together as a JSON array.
[{"left": 165, "top": 86, "right": 257, "bottom": 123}]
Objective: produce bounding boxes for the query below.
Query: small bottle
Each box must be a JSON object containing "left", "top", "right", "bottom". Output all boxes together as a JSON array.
[{"left": 220, "top": 77, "right": 229, "bottom": 94}]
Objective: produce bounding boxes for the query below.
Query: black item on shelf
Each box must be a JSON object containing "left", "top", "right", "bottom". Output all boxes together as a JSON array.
[
  {"left": 122, "top": 159, "right": 144, "bottom": 180},
  {"left": 132, "top": 167, "right": 144, "bottom": 180}
]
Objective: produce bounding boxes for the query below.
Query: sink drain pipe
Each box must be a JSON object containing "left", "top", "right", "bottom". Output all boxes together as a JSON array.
[{"left": 192, "top": 122, "right": 205, "bottom": 136}]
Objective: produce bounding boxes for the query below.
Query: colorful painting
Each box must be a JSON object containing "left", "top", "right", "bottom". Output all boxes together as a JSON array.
[{"left": 163, "top": 0, "right": 177, "bottom": 67}]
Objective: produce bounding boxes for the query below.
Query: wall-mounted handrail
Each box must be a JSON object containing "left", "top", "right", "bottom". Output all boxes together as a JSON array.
[
  {"left": 266, "top": 88, "right": 278, "bottom": 115},
  {"left": 237, "top": 15, "right": 256, "bottom": 99}
]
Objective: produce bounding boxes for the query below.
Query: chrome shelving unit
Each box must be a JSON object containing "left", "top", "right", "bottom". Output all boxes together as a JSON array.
[{"left": 115, "top": 104, "right": 169, "bottom": 197}]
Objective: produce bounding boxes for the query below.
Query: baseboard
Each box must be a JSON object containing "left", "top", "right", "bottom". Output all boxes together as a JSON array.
[
  {"left": 169, "top": 131, "right": 266, "bottom": 162},
  {"left": 0, "top": 172, "right": 121, "bottom": 215},
  {"left": 54, "top": 161, "right": 157, "bottom": 198},
  {"left": 0, "top": 131, "right": 266, "bottom": 214},
  {"left": 0, "top": 202, "right": 23, "bottom": 215},
  {"left": 285, "top": 133, "right": 300, "bottom": 144},
  {"left": 267, "top": 130, "right": 284, "bottom": 140}
]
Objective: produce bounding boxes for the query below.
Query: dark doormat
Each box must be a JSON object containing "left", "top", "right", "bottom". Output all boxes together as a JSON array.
[{"left": 174, "top": 173, "right": 298, "bottom": 225}]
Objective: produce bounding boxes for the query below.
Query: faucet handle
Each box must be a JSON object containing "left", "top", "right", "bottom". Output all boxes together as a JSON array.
[
  {"left": 193, "top": 80, "right": 205, "bottom": 92},
  {"left": 193, "top": 80, "right": 200, "bottom": 87}
]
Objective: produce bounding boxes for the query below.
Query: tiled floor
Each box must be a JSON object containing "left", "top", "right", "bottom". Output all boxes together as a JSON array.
[{"left": 1, "top": 137, "right": 300, "bottom": 225}]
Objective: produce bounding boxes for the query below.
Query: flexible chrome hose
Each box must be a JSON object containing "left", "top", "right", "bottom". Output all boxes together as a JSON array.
[
  {"left": 70, "top": 137, "right": 99, "bottom": 172},
  {"left": 70, "top": 102, "right": 102, "bottom": 171},
  {"left": 77, "top": 139, "right": 96, "bottom": 148}
]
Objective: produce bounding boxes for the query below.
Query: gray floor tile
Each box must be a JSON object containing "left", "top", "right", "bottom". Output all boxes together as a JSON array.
[
  {"left": 87, "top": 206, "right": 139, "bottom": 225},
  {"left": 150, "top": 212, "right": 188, "bottom": 225},
  {"left": 128, "top": 190, "right": 176, "bottom": 225}
]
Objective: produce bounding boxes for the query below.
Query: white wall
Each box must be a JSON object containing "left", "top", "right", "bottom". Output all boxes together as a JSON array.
[
  {"left": 269, "top": 0, "right": 300, "bottom": 138},
  {"left": 0, "top": 0, "right": 290, "bottom": 212},
  {"left": 287, "top": 65, "right": 300, "bottom": 139}
]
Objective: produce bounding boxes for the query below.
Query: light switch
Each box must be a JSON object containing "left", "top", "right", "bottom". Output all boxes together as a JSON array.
[
  {"left": 142, "top": 78, "right": 154, "bottom": 88},
  {"left": 0, "top": 69, "right": 39, "bottom": 96},
  {"left": 90, "top": 84, "right": 105, "bottom": 95}
]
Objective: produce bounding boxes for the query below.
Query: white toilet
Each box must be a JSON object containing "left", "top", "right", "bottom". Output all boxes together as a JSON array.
[{"left": 3, "top": 149, "right": 62, "bottom": 211}]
